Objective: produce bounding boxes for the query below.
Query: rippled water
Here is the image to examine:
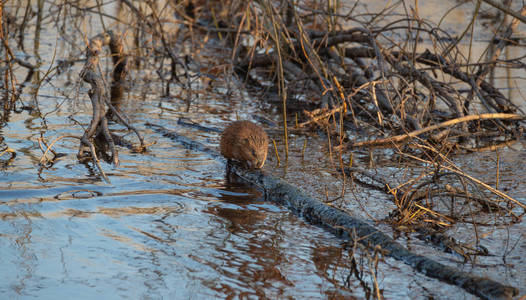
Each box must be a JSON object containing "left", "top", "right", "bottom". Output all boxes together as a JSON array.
[
  {"left": 2, "top": 0, "right": 525, "bottom": 299},
  {"left": 0, "top": 103, "right": 347, "bottom": 298},
  {"left": 0, "top": 88, "right": 481, "bottom": 299}
]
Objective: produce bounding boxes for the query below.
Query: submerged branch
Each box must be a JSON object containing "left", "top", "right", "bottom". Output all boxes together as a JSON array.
[{"left": 147, "top": 122, "right": 518, "bottom": 300}]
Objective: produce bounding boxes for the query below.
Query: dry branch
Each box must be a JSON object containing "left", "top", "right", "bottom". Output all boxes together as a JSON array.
[{"left": 351, "top": 113, "right": 524, "bottom": 147}]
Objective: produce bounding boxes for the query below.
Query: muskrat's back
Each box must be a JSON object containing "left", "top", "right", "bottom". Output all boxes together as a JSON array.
[{"left": 220, "top": 121, "right": 269, "bottom": 169}]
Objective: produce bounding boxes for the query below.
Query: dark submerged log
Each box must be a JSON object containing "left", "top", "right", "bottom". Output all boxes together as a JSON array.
[{"left": 146, "top": 122, "right": 518, "bottom": 300}]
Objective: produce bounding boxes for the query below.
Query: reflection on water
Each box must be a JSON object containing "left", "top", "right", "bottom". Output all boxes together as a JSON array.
[
  {"left": 0, "top": 162, "right": 357, "bottom": 298},
  {"left": 1, "top": 0, "right": 525, "bottom": 299},
  {"left": 0, "top": 114, "right": 475, "bottom": 299},
  {"left": 0, "top": 129, "right": 479, "bottom": 300},
  {"left": 2, "top": 101, "right": 364, "bottom": 298}
]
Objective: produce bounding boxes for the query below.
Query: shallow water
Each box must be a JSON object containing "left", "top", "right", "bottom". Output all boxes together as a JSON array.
[
  {"left": 0, "top": 89, "right": 478, "bottom": 299},
  {"left": 5, "top": 85, "right": 523, "bottom": 299},
  {"left": 1, "top": 0, "right": 525, "bottom": 299}
]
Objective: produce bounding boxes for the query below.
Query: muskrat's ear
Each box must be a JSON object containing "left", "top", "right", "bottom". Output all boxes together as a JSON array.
[{"left": 243, "top": 138, "right": 250, "bottom": 144}]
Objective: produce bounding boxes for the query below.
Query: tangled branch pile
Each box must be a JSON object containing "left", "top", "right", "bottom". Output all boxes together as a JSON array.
[
  {"left": 1, "top": 0, "right": 525, "bottom": 226},
  {"left": 0, "top": 1, "right": 524, "bottom": 296},
  {"left": 178, "top": 0, "right": 526, "bottom": 228}
]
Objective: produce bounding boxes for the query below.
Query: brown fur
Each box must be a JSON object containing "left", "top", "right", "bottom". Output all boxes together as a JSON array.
[{"left": 220, "top": 121, "right": 269, "bottom": 169}]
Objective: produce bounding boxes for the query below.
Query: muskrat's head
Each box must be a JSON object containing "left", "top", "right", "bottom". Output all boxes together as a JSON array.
[{"left": 239, "top": 133, "right": 269, "bottom": 169}]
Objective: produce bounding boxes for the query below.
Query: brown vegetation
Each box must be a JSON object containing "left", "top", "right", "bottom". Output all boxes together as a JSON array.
[
  {"left": 1, "top": 0, "right": 525, "bottom": 297},
  {"left": 173, "top": 0, "right": 526, "bottom": 232}
]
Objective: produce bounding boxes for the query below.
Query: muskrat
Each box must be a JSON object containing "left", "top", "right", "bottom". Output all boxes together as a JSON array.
[{"left": 220, "top": 120, "right": 269, "bottom": 169}]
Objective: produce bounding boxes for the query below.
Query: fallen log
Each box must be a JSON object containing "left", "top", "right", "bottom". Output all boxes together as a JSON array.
[{"left": 146, "top": 122, "right": 518, "bottom": 300}]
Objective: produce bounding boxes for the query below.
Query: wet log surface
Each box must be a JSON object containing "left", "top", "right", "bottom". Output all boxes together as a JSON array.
[{"left": 146, "top": 122, "right": 518, "bottom": 300}]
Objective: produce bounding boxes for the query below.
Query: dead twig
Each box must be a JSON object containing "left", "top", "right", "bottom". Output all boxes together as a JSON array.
[{"left": 351, "top": 113, "right": 524, "bottom": 148}]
